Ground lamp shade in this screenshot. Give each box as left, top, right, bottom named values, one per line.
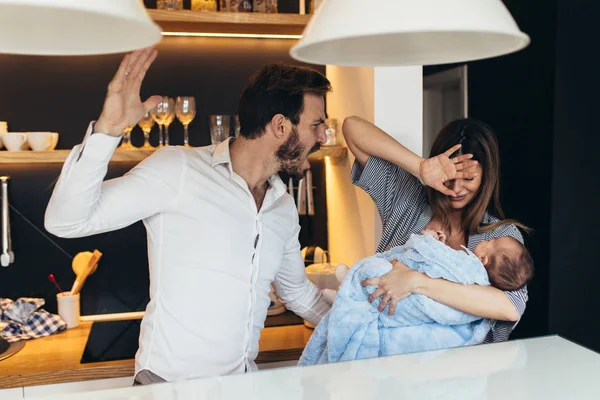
left=0, top=0, right=162, bottom=56
left=290, top=0, right=530, bottom=66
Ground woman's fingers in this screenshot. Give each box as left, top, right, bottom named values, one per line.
left=455, top=171, right=478, bottom=180
left=388, top=296, right=399, bottom=316
left=361, top=277, right=380, bottom=287
left=451, top=153, right=473, bottom=164
left=443, top=144, right=462, bottom=157
left=434, top=182, right=457, bottom=197
left=369, top=287, right=386, bottom=303
left=455, top=160, right=478, bottom=171
left=378, top=291, right=392, bottom=312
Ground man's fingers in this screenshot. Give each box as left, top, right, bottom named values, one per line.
left=134, top=48, right=157, bottom=87
left=143, top=95, right=163, bottom=114
left=128, top=47, right=155, bottom=82
left=112, top=53, right=131, bottom=82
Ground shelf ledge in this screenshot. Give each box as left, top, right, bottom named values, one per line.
left=148, top=10, right=310, bottom=37
left=0, top=146, right=347, bottom=164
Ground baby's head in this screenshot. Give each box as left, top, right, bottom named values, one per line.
left=473, top=237, right=534, bottom=291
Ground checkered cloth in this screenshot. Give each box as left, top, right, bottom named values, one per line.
left=0, top=297, right=67, bottom=343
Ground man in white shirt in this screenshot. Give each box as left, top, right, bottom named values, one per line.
left=45, top=47, right=332, bottom=384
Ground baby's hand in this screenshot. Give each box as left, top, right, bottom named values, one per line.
left=421, top=229, right=447, bottom=243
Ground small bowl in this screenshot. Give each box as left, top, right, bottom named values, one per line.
left=26, top=132, right=59, bottom=151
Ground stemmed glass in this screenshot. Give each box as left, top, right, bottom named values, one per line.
left=151, top=97, right=175, bottom=147
left=138, top=112, right=155, bottom=149
left=162, top=104, right=175, bottom=146
left=176, top=96, right=196, bottom=147
left=119, top=124, right=135, bottom=149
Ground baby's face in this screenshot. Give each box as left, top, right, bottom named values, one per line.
left=473, top=237, right=520, bottom=263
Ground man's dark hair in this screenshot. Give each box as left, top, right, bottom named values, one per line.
left=238, top=63, right=332, bottom=140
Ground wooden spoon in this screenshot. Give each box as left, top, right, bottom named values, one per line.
left=70, top=249, right=102, bottom=295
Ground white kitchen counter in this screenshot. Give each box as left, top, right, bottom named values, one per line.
left=30, top=335, right=600, bottom=400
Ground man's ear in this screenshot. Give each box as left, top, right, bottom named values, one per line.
left=268, top=114, right=290, bottom=140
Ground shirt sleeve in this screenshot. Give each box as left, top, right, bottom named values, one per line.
left=272, top=213, right=331, bottom=326
left=351, top=156, right=425, bottom=225
left=45, top=122, right=185, bottom=238
left=485, top=223, right=528, bottom=342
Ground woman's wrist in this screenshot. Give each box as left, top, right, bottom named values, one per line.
left=413, top=158, right=426, bottom=184
left=411, top=271, right=430, bottom=295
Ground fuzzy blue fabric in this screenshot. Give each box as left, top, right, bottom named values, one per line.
left=299, top=234, right=491, bottom=365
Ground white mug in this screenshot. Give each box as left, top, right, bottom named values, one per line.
left=2, top=132, right=27, bottom=151
left=27, top=132, right=59, bottom=151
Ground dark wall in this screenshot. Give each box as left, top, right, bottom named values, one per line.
left=465, top=0, right=557, bottom=340
left=0, top=36, right=324, bottom=149
left=549, top=0, right=600, bottom=349
left=0, top=36, right=328, bottom=316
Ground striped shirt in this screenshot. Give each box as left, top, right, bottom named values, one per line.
left=351, top=156, right=528, bottom=343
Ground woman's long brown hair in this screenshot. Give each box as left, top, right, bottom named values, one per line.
left=427, top=119, right=531, bottom=237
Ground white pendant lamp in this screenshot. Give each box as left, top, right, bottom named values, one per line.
left=291, top=0, right=530, bottom=66
left=0, top=0, right=162, bottom=56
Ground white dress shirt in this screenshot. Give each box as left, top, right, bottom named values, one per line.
left=45, top=123, right=330, bottom=382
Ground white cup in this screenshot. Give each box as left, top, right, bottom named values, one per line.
left=26, top=132, right=59, bottom=151
left=1, top=133, right=27, bottom=151
left=57, top=291, right=80, bottom=329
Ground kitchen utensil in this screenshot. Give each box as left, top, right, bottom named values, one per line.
left=287, top=177, right=294, bottom=199
left=306, top=169, right=314, bottom=216
left=70, top=249, right=102, bottom=295
left=297, top=177, right=306, bottom=215
left=57, top=291, right=80, bottom=329
left=301, top=245, right=327, bottom=267
left=48, top=273, right=63, bottom=292
left=0, top=176, right=14, bottom=267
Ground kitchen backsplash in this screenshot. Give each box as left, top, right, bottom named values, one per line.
left=0, top=36, right=328, bottom=316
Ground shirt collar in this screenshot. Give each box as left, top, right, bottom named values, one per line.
left=210, top=137, right=287, bottom=201
left=210, top=137, right=234, bottom=172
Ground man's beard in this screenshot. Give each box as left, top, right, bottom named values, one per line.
left=275, top=127, right=320, bottom=180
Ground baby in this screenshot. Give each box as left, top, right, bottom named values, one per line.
left=421, top=229, right=533, bottom=291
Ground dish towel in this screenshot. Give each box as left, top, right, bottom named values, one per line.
left=299, top=234, right=491, bottom=366
left=0, top=297, right=66, bottom=343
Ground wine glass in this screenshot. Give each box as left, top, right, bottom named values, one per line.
left=176, top=96, right=196, bottom=147
left=120, top=124, right=135, bottom=149
left=138, top=112, right=155, bottom=149
left=151, top=97, right=175, bottom=147
left=162, top=105, right=175, bottom=147
left=209, top=115, right=231, bottom=145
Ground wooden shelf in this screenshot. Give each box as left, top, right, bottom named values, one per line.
left=308, top=146, right=347, bottom=161
left=148, top=10, right=310, bottom=36
left=0, top=146, right=346, bottom=164
left=0, top=149, right=155, bottom=164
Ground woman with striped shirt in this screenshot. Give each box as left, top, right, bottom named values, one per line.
left=343, top=116, right=530, bottom=343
